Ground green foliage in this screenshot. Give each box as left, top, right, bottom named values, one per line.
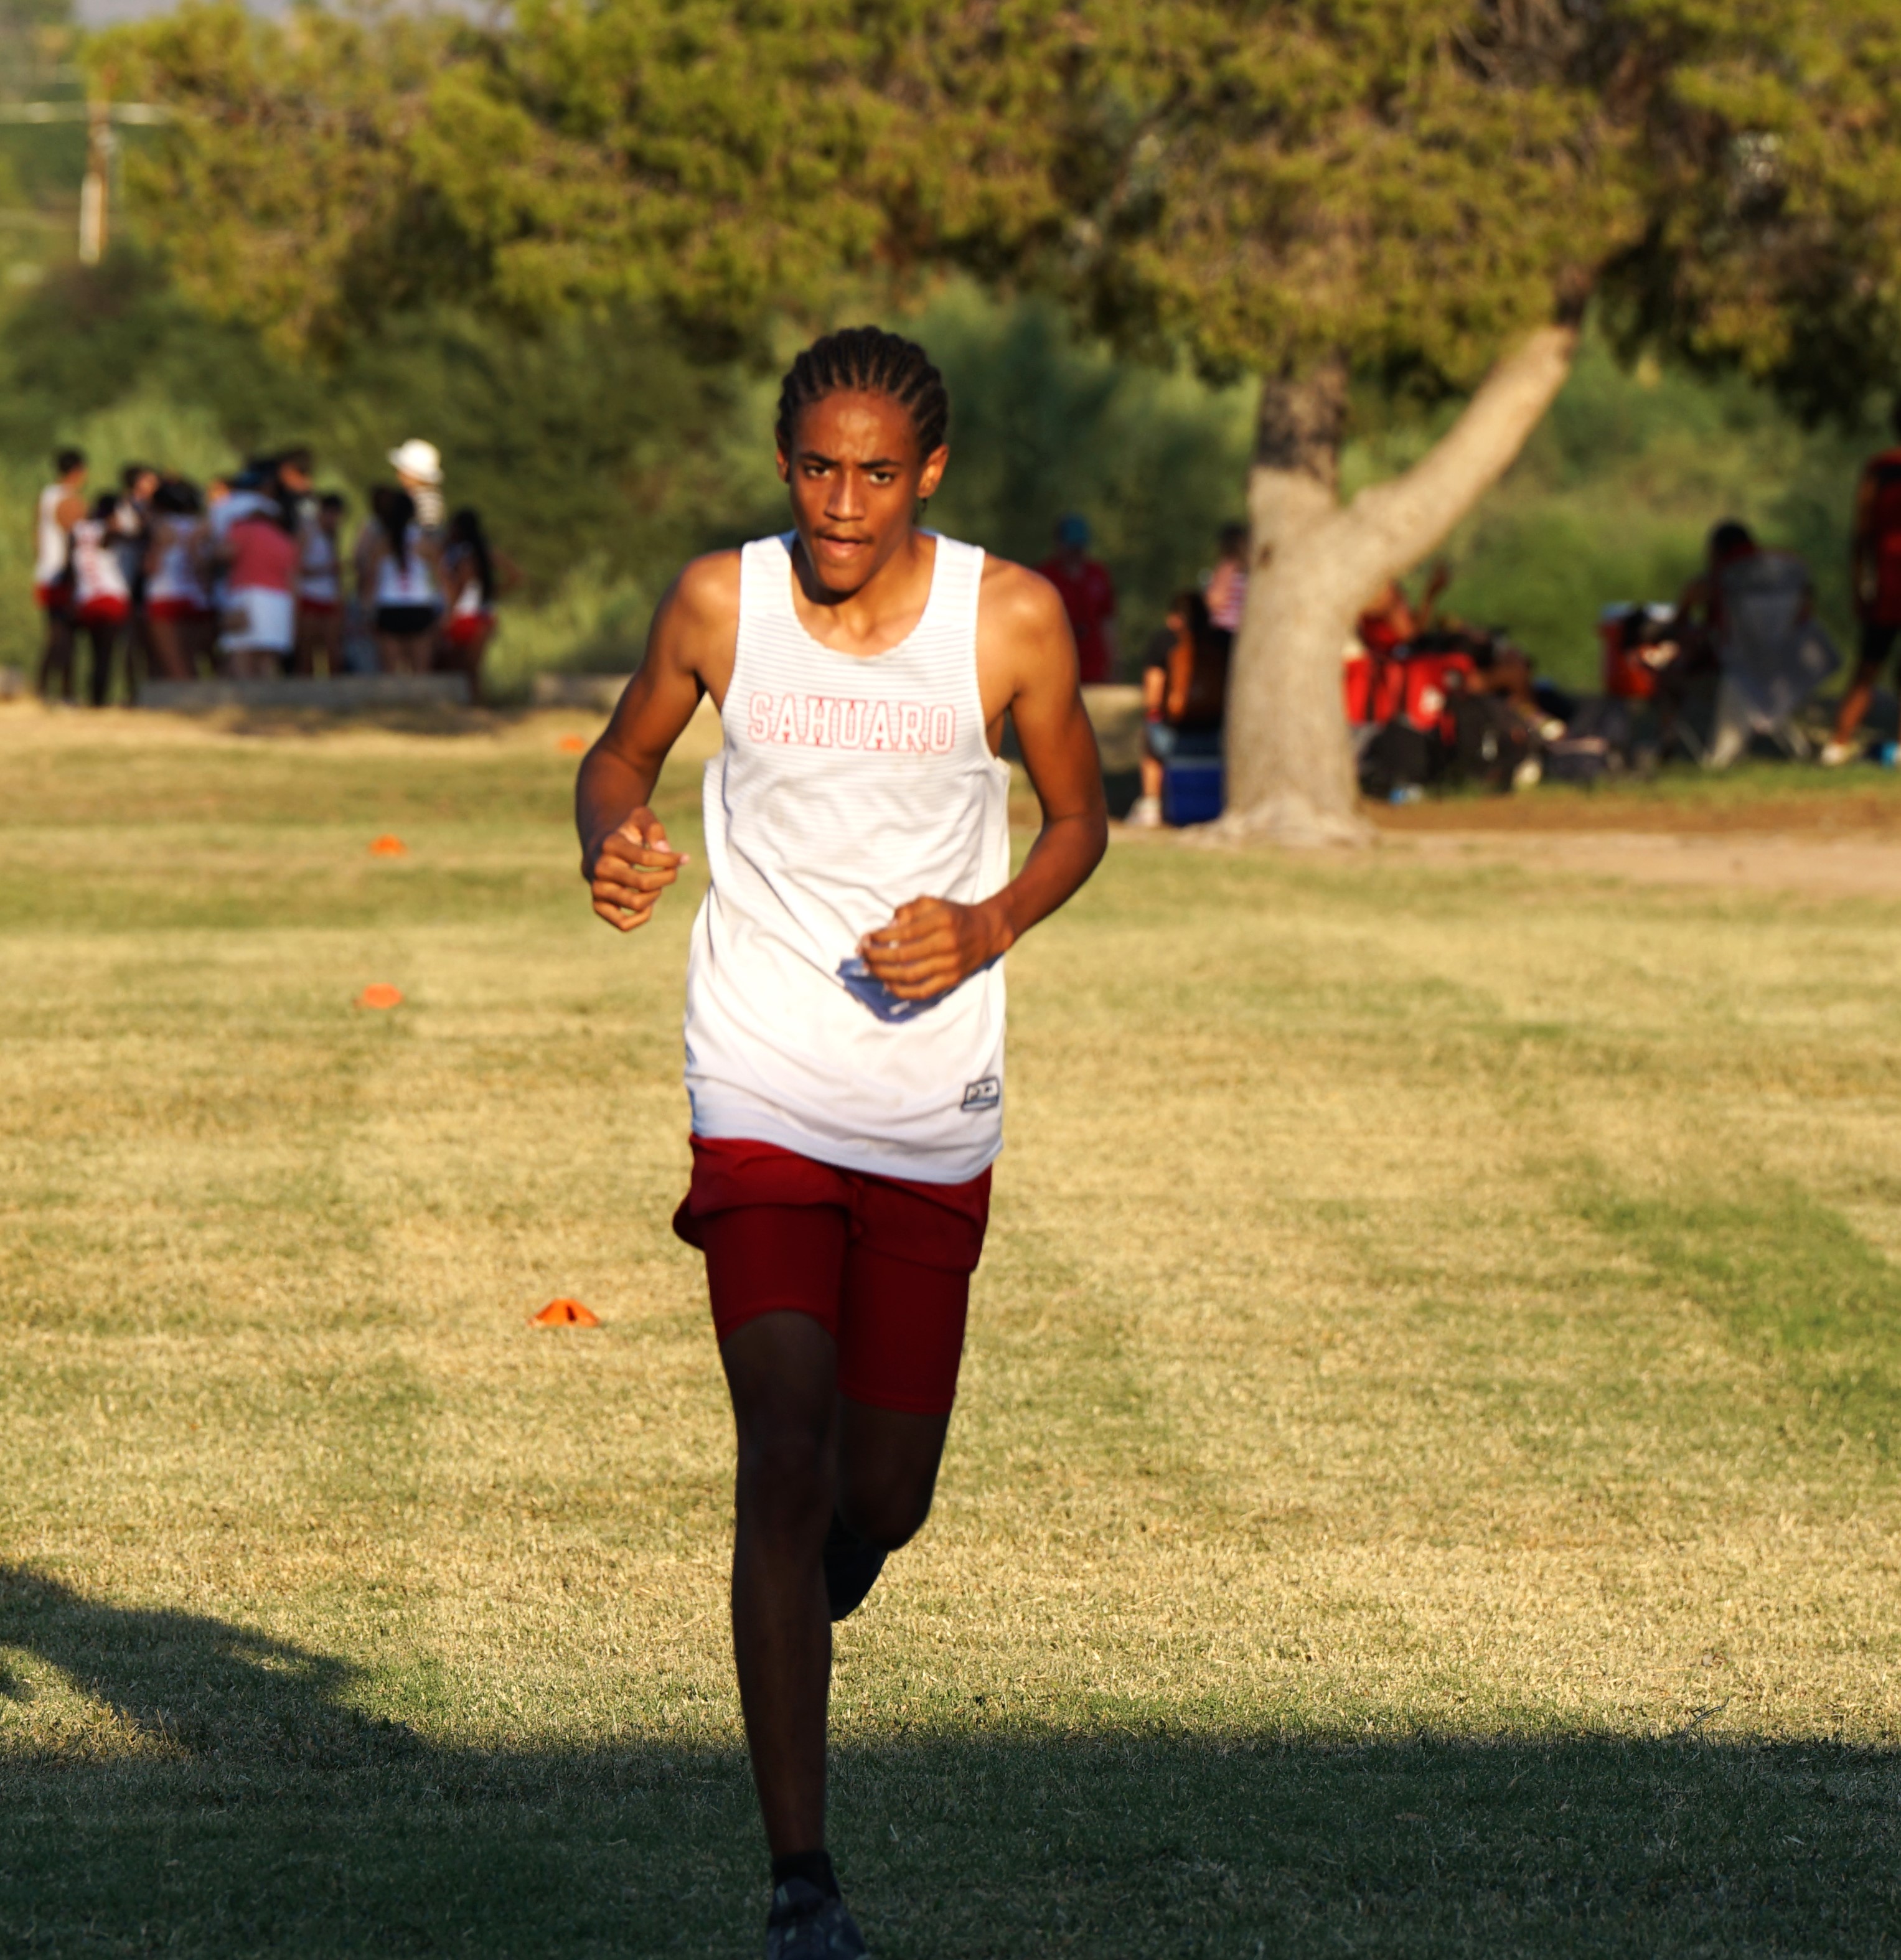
left=909, top=283, right=1253, bottom=660
left=1348, top=330, right=1882, bottom=686
left=0, top=261, right=1256, bottom=679
left=1, top=261, right=1878, bottom=693
left=0, top=253, right=786, bottom=672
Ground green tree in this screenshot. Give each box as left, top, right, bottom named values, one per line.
left=101, top=2, right=1901, bottom=837
left=995, top=0, right=1901, bottom=837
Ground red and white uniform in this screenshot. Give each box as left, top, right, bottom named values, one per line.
left=442, top=546, right=491, bottom=647
left=223, top=515, right=299, bottom=654
left=684, top=533, right=1010, bottom=1183
left=148, top=516, right=210, bottom=620
left=34, top=484, right=73, bottom=606
left=298, top=516, right=341, bottom=611
left=70, top=518, right=130, bottom=624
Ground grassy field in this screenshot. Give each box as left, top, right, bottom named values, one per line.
left=4, top=706, right=1901, bottom=1957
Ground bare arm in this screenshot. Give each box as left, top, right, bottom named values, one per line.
left=858, top=565, right=1107, bottom=1001
left=575, top=553, right=738, bottom=931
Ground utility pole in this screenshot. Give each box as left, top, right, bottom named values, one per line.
left=80, top=97, right=113, bottom=265
left=0, top=98, right=172, bottom=265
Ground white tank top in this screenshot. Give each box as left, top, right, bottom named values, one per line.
left=72, top=519, right=129, bottom=607
left=299, top=520, right=340, bottom=601
left=35, top=484, right=71, bottom=584
left=373, top=526, right=437, bottom=607
left=683, top=533, right=1012, bottom=1183
left=148, top=517, right=209, bottom=605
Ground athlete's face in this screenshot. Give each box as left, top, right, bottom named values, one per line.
left=777, top=390, right=948, bottom=596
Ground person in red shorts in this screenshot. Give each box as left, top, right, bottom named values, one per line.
left=575, top=326, right=1106, bottom=1960
left=1036, top=512, right=1118, bottom=683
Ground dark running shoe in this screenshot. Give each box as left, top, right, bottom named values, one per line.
left=822, top=1511, right=886, bottom=1621
left=764, top=1877, right=868, bottom=1959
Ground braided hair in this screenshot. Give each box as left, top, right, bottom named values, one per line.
left=774, top=326, right=950, bottom=462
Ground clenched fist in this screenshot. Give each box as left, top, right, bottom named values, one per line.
left=857, top=896, right=1013, bottom=1002
left=584, top=807, right=688, bottom=932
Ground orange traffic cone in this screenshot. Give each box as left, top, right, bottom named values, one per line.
left=369, top=835, right=407, bottom=856
left=355, top=983, right=403, bottom=1010
left=532, top=1298, right=601, bottom=1327
left=556, top=734, right=588, bottom=754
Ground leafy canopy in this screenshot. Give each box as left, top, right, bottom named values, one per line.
left=98, top=1, right=1901, bottom=414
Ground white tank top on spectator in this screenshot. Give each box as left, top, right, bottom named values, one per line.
left=447, top=548, right=487, bottom=618
left=35, top=484, right=72, bottom=585
left=299, top=519, right=340, bottom=602
left=683, top=532, right=1012, bottom=1183
left=71, top=519, right=129, bottom=609
left=374, top=527, right=437, bottom=608
left=148, top=517, right=209, bottom=607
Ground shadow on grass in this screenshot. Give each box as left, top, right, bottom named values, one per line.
left=2, top=1565, right=1897, bottom=1958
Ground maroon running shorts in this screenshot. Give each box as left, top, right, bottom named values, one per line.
left=671, top=1135, right=992, bottom=1415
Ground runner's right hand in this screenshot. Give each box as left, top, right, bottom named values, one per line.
left=585, top=808, right=688, bottom=932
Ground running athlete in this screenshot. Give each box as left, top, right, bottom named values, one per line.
left=1824, top=406, right=1901, bottom=764
left=575, top=328, right=1106, bottom=1959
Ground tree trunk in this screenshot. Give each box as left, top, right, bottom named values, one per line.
left=1218, top=322, right=1582, bottom=845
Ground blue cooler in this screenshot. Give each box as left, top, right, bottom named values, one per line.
left=1162, top=756, right=1224, bottom=826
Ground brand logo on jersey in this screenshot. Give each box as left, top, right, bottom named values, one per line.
left=748, top=690, right=956, bottom=755
left=960, top=1077, right=1000, bottom=1112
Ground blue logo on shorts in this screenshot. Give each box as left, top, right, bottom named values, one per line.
left=961, top=1077, right=1000, bottom=1112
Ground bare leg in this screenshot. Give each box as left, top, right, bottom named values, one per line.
left=719, top=1311, right=954, bottom=1859
left=148, top=616, right=192, bottom=682
left=292, top=613, right=317, bottom=677
left=720, top=1311, right=838, bottom=1858
left=836, top=1399, right=951, bottom=1551
left=37, top=612, right=74, bottom=700
left=86, top=622, right=119, bottom=706
left=1833, top=660, right=1882, bottom=748
left=440, top=624, right=491, bottom=705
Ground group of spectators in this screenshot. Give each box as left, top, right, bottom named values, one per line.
left=31, top=438, right=512, bottom=705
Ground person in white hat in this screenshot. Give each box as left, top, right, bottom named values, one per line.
left=388, top=439, right=444, bottom=535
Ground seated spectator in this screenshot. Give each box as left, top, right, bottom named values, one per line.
left=1357, top=562, right=1450, bottom=657
left=1128, top=590, right=1229, bottom=828
left=1653, top=520, right=1760, bottom=755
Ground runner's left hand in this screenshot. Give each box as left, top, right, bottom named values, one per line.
left=857, top=897, right=1012, bottom=1001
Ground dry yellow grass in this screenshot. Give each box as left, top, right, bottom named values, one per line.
left=2, top=701, right=1898, bottom=1955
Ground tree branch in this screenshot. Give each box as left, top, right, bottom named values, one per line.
left=1345, top=322, right=1580, bottom=584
